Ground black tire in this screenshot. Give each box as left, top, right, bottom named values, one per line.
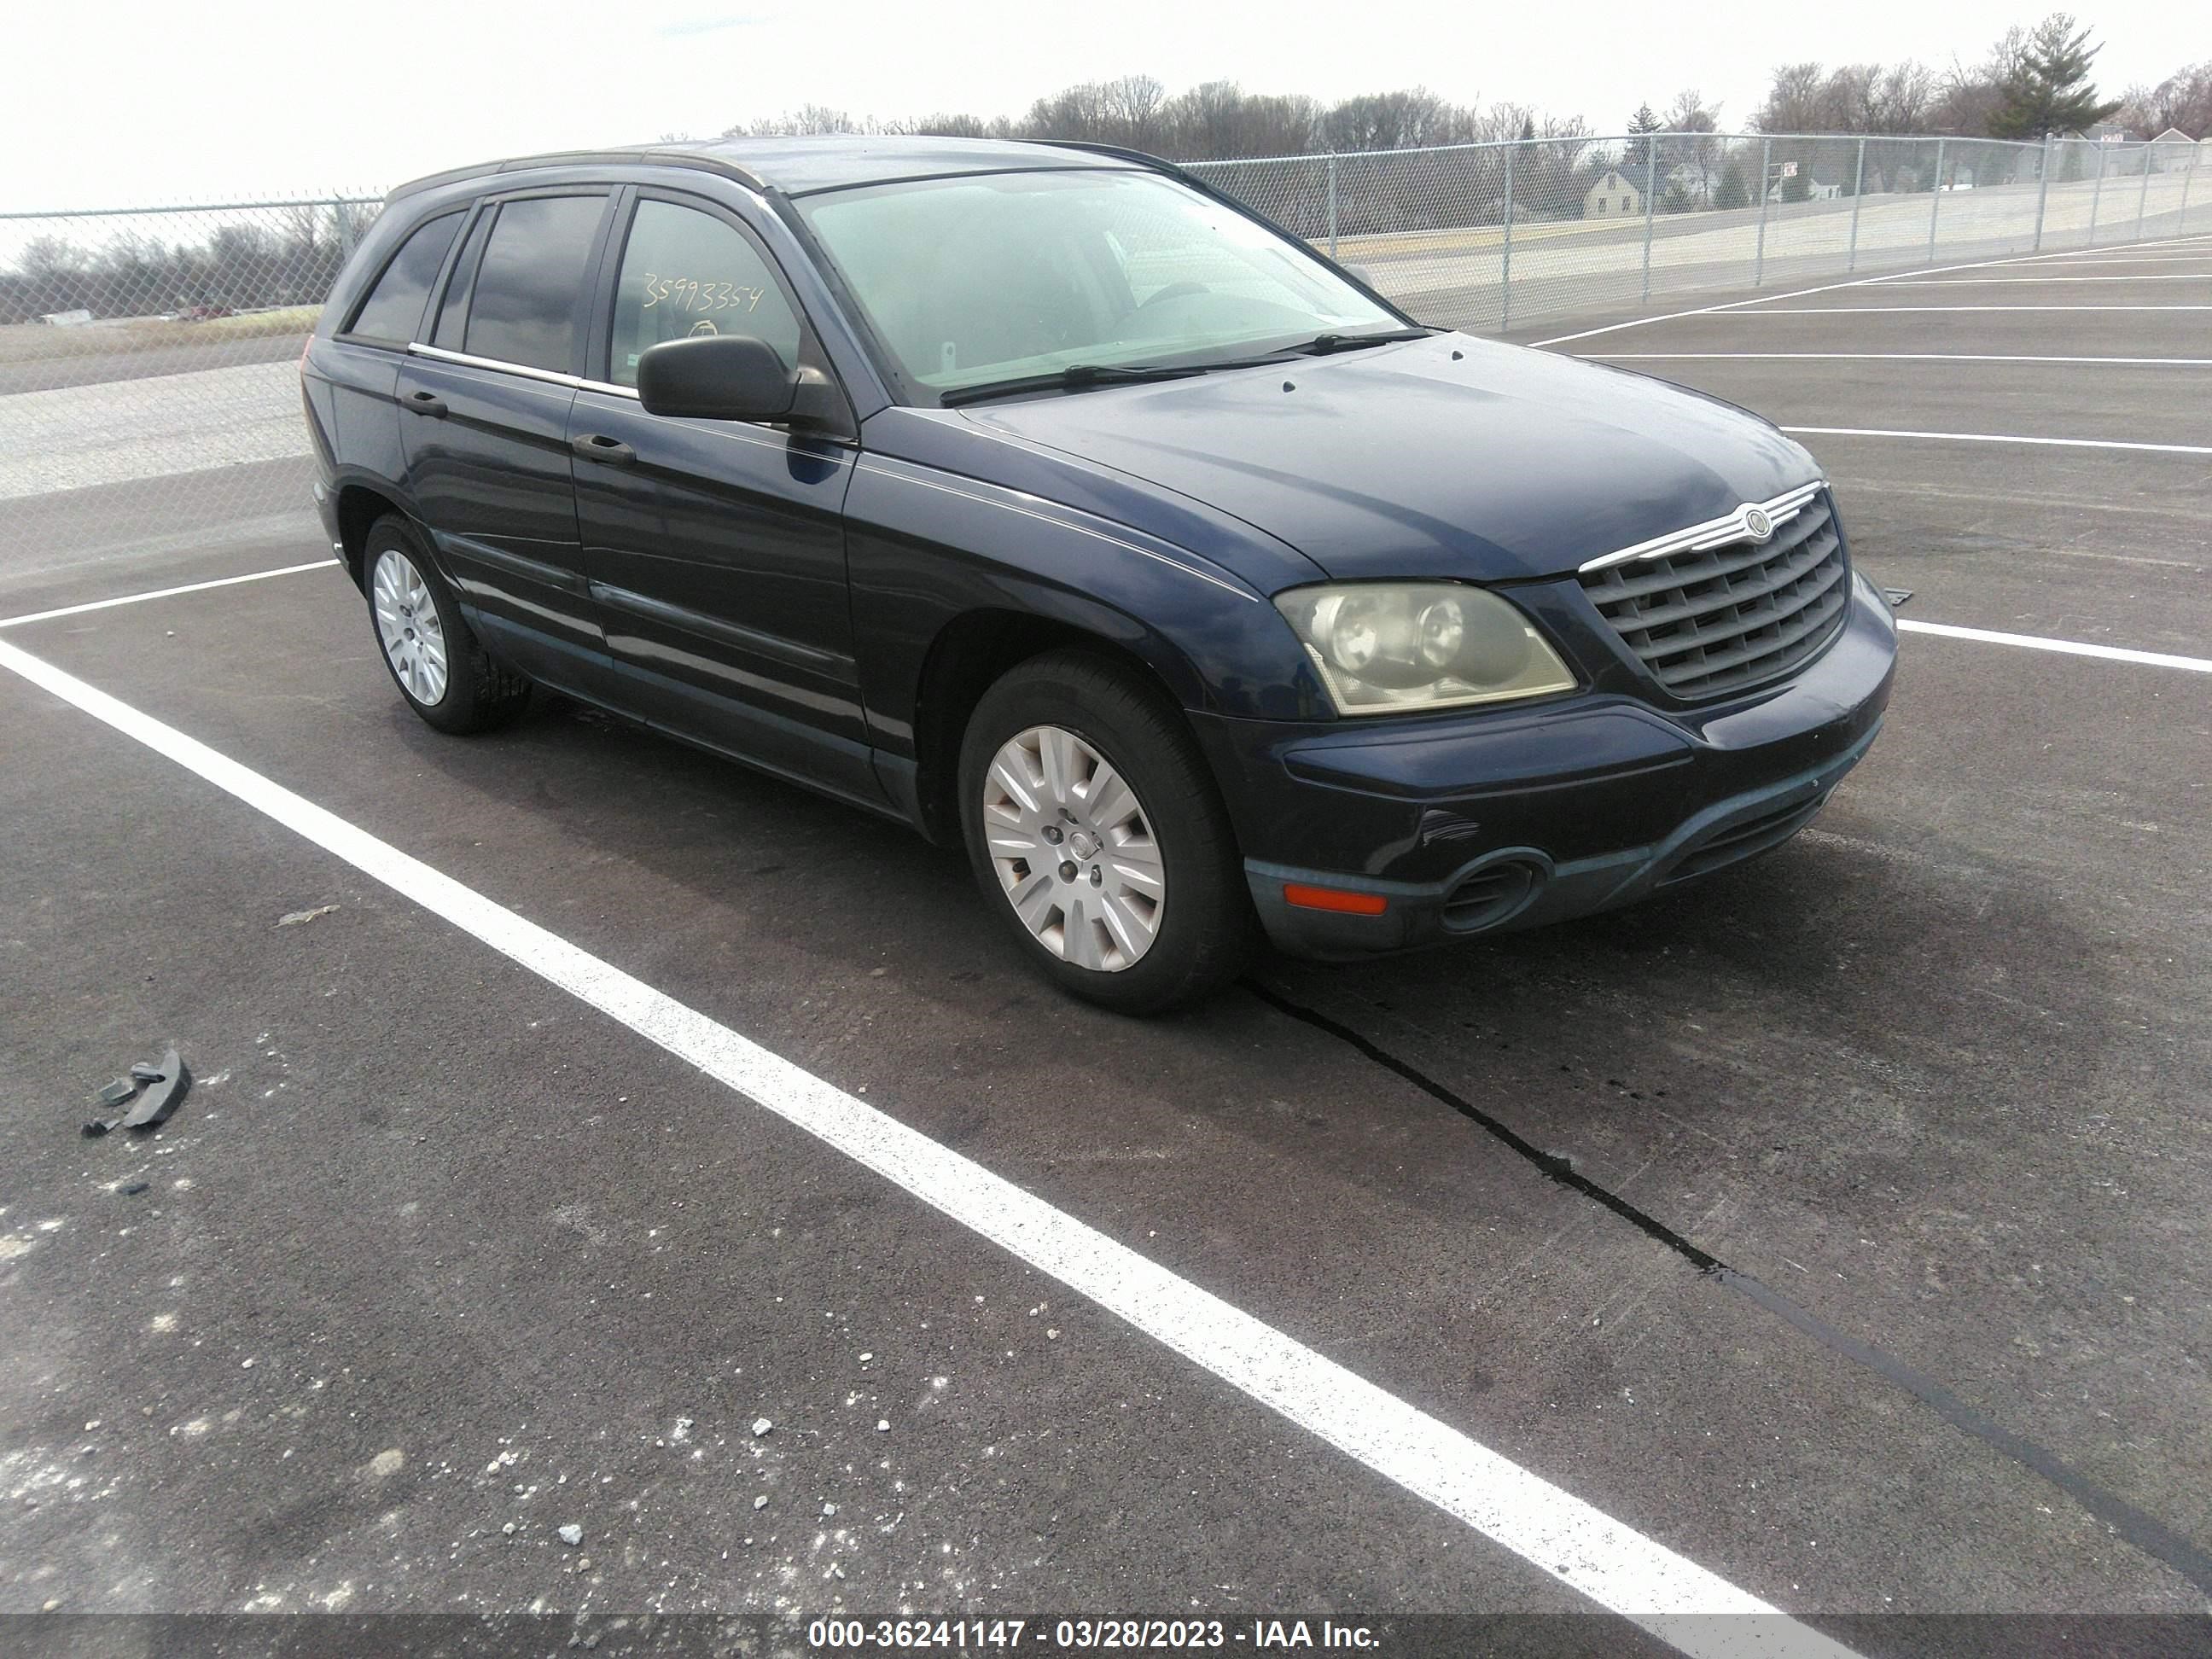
left=362, top=515, right=532, bottom=735
left=958, top=649, right=1252, bottom=1014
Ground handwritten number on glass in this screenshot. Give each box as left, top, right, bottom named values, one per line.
left=638, top=275, right=767, bottom=315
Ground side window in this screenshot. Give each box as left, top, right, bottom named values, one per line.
left=346, top=211, right=462, bottom=343
left=608, top=200, right=804, bottom=388
left=463, top=195, right=607, bottom=374
left=431, top=208, right=493, bottom=350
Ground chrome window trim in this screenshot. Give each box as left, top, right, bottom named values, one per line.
left=410, top=341, right=862, bottom=458
left=1577, top=480, right=1828, bottom=574
left=407, top=341, right=594, bottom=391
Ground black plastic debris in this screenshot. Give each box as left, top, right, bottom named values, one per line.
left=119, top=1048, right=189, bottom=1132
left=80, top=1046, right=192, bottom=1138
left=121, top=1182, right=149, bottom=1196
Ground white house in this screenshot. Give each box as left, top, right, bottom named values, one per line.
left=2147, top=127, right=2197, bottom=171
left=1583, top=168, right=1643, bottom=219
left=1663, top=162, right=1714, bottom=207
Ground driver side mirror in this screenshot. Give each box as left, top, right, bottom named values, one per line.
left=637, top=334, right=796, bottom=422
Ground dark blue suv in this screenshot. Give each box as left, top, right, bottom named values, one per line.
left=302, top=136, right=1895, bottom=1011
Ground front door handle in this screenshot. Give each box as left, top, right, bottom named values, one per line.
left=571, top=433, right=637, bottom=467
left=404, top=389, right=447, bottom=418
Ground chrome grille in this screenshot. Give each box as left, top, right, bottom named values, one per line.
left=1578, top=492, right=1848, bottom=700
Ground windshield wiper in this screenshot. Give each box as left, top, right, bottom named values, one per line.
left=1289, top=328, right=1438, bottom=356
left=939, top=363, right=1208, bottom=407
left=937, top=331, right=1438, bottom=405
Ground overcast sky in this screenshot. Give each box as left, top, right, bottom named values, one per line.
left=5, top=0, right=2188, bottom=212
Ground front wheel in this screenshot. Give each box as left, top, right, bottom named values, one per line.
left=364, top=516, right=531, bottom=735
left=958, top=651, right=1251, bottom=1014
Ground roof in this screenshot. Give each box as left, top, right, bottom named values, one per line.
left=388, top=135, right=1145, bottom=205
left=2149, top=127, right=2195, bottom=143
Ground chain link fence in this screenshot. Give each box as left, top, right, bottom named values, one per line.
left=3, top=134, right=2204, bottom=568
left=0, top=195, right=379, bottom=573
left=1186, top=131, right=2206, bottom=331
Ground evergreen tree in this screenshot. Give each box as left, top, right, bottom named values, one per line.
left=1986, top=14, right=2123, bottom=138
left=1625, top=102, right=1662, bottom=169
left=1714, top=161, right=1750, bottom=210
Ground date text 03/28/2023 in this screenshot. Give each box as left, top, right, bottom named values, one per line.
left=804, top=1616, right=1381, bottom=1650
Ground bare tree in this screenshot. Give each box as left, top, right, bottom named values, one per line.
left=2116, top=60, right=2212, bottom=136
left=1755, top=62, right=1831, bottom=132
left=1659, top=90, right=1722, bottom=205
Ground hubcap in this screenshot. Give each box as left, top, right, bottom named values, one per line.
left=981, top=725, right=1165, bottom=972
left=371, top=548, right=449, bottom=707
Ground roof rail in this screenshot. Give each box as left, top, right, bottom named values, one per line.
left=386, top=147, right=770, bottom=205
left=1034, top=140, right=1181, bottom=176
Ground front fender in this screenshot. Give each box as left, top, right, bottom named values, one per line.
left=845, top=453, right=1333, bottom=749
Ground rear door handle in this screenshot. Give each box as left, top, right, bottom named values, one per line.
left=571, top=433, right=637, bottom=467
left=404, top=389, right=447, bottom=418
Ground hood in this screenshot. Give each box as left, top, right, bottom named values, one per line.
left=960, top=335, right=1822, bottom=584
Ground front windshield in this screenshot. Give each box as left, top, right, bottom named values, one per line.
left=795, top=168, right=1400, bottom=398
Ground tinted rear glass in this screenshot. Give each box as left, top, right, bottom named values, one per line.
left=463, top=195, right=606, bottom=374
left=347, top=211, right=462, bottom=343
left=431, top=210, right=493, bottom=350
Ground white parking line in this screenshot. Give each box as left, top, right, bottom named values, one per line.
left=1726, top=306, right=2212, bottom=314
left=1530, top=235, right=2212, bottom=348
left=1580, top=353, right=2212, bottom=366
left=1782, top=425, right=2212, bottom=456
left=0, top=632, right=1860, bottom=1658
left=1978, top=234, right=2212, bottom=264
left=1899, top=620, right=2212, bottom=674
left=1873, top=275, right=2212, bottom=284
left=0, top=561, right=335, bottom=631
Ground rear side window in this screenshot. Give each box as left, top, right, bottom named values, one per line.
left=431, top=209, right=493, bottom=350
left=463, top=195, right=607, bottom=374
left=346, top=211, right=462, bottom=343
left=607, top=200, right=803, bottom=386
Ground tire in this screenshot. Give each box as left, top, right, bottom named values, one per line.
left=363, top=515, right=532, bottom=735
left=958, top=649, right=1252, bottom=1014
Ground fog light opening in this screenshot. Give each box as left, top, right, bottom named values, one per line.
left=1441, top=858, right=1544, bottom=933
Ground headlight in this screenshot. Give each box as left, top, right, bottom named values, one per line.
left=1274, top=583, right=1575, bottom=715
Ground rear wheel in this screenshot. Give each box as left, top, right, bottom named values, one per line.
left=958, top=651, right=1250, bottom=1013
left=364, top=516, right=531, bottom=734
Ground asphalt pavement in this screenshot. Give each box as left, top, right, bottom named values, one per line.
left=2, top=234, right=2209, bottom=1656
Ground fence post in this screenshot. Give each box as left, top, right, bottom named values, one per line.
left=1499, top=144, right=1515, bottom=332
left=1926, top=137, right=1944, bottom=263
left=333, top=197, right=355, bottom=259
left=1847, top=136, right=1866, bottom=271
left=2087, top=143, right=2105, bottom=245
left=1753, top=137, right=1771, bottom=286
left=2183, top=151, right=2197, bottom=237
left=2032, top=134, right=2052, bottom=251
left=1641, top=145, right=1656, bottom=300
left=2134, top=148, right=2152, bottom=240
left=1326, top=155, right=1339, bottom=260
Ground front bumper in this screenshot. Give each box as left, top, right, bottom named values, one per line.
left=1190, top=571, right=1897, bottom=958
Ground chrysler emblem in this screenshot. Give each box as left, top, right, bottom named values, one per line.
left=1742, top=505, right=1775, bottom=543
